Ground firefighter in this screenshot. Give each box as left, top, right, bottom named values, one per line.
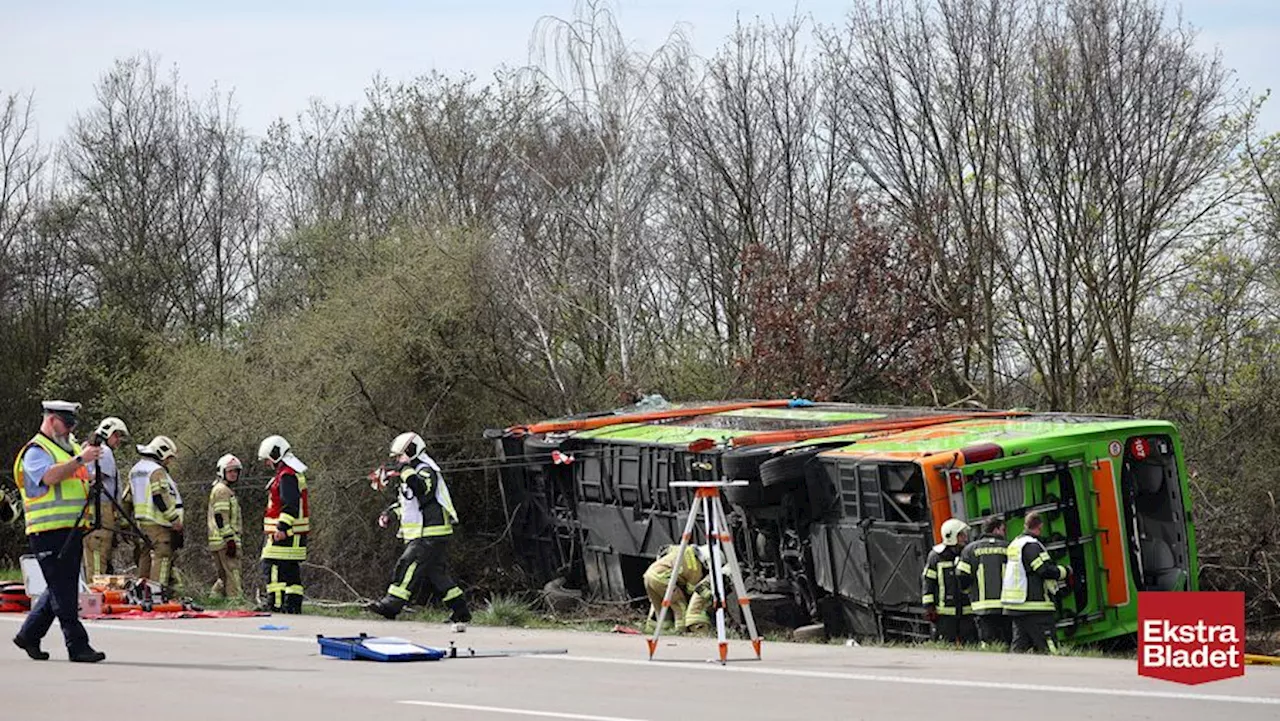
left=642, top=543, right=728, bottom=634
left=957, top=516, right=1011, bottom=647
left=207, top=454, right=243, bottom=599
left=10, top=400, right=106, bottom=663
left=258, top=435, right=309, bottom=614
left=127, top=436, right=182, bottom=590
left=1001, top=510, right=1071, bottom=654
left=82, top=416, right=128, bottom=581
left=366, top=432, right=472, bottom=631
left=921, top=518, right=977, bottom=644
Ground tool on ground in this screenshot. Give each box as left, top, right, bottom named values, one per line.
left=443, top=641, right=568, bottom=658
left=648, top=479, right=762, bottom=665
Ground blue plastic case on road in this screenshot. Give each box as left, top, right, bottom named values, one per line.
left=317, top=634, right=447, bottom=661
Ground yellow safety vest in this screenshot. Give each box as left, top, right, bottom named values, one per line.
left=11, top=434, right=90, bottom=535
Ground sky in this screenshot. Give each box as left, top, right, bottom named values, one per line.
left=2, top=0, right=1278, bottom=145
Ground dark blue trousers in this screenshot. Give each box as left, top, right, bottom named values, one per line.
left=16, top=528, right=90, bottom=651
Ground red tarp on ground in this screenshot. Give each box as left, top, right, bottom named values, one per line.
left=81, top=609, right=270, bottom=620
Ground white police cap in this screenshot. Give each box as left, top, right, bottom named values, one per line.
left=41, top=400, right=81, bottom=415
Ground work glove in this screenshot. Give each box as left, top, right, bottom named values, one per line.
left=378, top=512, right=390, bottom=529
left=924, top=606, right=938, bottom=623
left=226, top=539, right=237, bottom=559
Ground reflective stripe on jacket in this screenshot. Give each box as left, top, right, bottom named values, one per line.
left=12, top=434, right=89, bottom=535
left=1001, top=534, right=1066, bottom=612
left=922, top=543, right=972, bottom=615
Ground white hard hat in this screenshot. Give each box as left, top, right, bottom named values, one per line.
left=390, top=431, right=425, bottom=459
left=216, top=453, right=242, bottom=480
left=695, top=545, right=733, bottom=577
left=94, top=416, right=129, bottom=439
left=941, top=518, right=970, bottom=546
left=258, top=435, right=290, bottom=463
left=137, top=435, right=177, bottom=462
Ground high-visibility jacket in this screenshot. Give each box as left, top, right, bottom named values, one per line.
left=957, top=533, right=1008, bottom=614
left=262, top=463, right=309, bottom=561
left=128, top=458, right=181, bottom=527
left=922, top=543, right=972, bottom=616
left=1001, top=533, right=1067, bottom=613
left=644, top=545, right=710, bottom=599
left=395, top=457, right=457, bottom=540
left=12, top=433, right=90, bottom=535
left=207, top=480, right=242, bottom=550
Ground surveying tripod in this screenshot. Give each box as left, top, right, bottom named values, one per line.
left=57, top=433, right=152, bottom=566
left=647, top=480, right=762, bottom=665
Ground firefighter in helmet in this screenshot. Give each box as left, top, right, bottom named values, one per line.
left=127, top=435, right=182, bottom=590
left=922, top=518, right=977, bottom=644
left=366, top=432, right=472, bottom=631
left=643, top=543, right=730, bottom=634
left=258, top=435, right=309, bottom=614
left=207, top=453, right=244, bottom=598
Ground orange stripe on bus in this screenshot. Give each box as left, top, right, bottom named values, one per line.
left=1092, top=459, right=1130, bottom=607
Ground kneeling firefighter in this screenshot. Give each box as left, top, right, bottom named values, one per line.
left=258, top=435, right=309, bottom=614
left=366, top=432, right=472, bottom=631
left=643, top=543, right=730, bottom=633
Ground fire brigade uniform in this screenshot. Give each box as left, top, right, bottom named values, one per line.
left=1001, top=532, right=1068, bottom=653
left=128, top=440, right=182, bottom=588
left=207, top=477, right=243, bottom=598
left=10, top=408, right=104, bottom=662
left=921, top=541, right=977, bottom=644
left=261, top=456, right=309, bottom=614
left=957, top=531, right=1011, bottom=645
left=82, top=441, right=120, bottom=580
left=643, top=544, right=714, bottom=633
left=368, top=455, right=472, bottom=624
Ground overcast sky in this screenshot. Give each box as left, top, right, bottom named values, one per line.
left=3, top=0, right=1277, bottom=145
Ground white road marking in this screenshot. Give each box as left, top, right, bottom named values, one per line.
left=530, top=654, right=1280, bottom=706
left=3, top=616, right=1275, bottom=706
left=398, top=701, right=646, bottom=721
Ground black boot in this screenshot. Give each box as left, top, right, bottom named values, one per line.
left=366, top=595, right=405, bottom=620
left=68, top=645, right=106, bottom=663
left=12, top=635, right=49, bottom=661
left=447, top=595, right=472, bottom=624
left=284, top=594, right=304, bottom=614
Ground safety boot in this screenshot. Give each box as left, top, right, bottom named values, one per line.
left=68, top=645, right=106, bottom=663
left=12, top=635, right=49, bottom=661
left=366, top=595, right=405, bottom=620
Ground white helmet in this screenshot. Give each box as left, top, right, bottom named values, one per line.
left=94, top=416, right=129, bottom=440
left=941, top=518, right=970, bottom=546
left=216, top=453, right=242, bottom=480
left=258, top=435, right=290, bottom=464
left=695, top=545, right=733, bottom=577
left=390, top=431, right=425, bottom=459
left=136, top=435, right=177, bottom=461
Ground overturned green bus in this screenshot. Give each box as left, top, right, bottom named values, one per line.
left=489, top=399, right=1198, bottom=645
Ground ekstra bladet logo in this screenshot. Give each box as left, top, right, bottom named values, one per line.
left=1138, top=591, right=1245, bottom=685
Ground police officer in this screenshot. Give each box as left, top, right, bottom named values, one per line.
left=258, top=435, right=309, bottom=614
left=1001, top=510, right=1071, bottom=653
left=957, top=516, right=1011, bottom=647
left=10, top=400, right=106, bottom=663
left=366, top=432, right=472, bottom=631
left=82, top=416, right=129, bottom=581
left=207, top=454, right=244, bottom=599
left=921, top=518, right=977, bottom=644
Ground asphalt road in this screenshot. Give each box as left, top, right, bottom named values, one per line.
left=2, top=612, right=1278, bottom=720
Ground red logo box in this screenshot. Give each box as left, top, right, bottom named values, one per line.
left=1138, top=591, right=1245, bottom=685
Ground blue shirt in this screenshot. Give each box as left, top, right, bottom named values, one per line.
left=21, top=445, right=55, bottom=499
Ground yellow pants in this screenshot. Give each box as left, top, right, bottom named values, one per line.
left=644, top=572, right=710, bottom=631
left=139, top=525, right=174, bottom=586
left=83, top=503, right=117, bottom=581
left=210, top=547, right=242, bottom=598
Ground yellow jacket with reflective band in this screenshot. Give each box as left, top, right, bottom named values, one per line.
left=1001, top=534, right=1066, bottom=612
left=207, top=480, right=241, bottom=550
left=645, top=545, right=710, bottom=598
left=129, top=458, right=180, bottom=527
left=12, top=434, right=90, bottom=535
